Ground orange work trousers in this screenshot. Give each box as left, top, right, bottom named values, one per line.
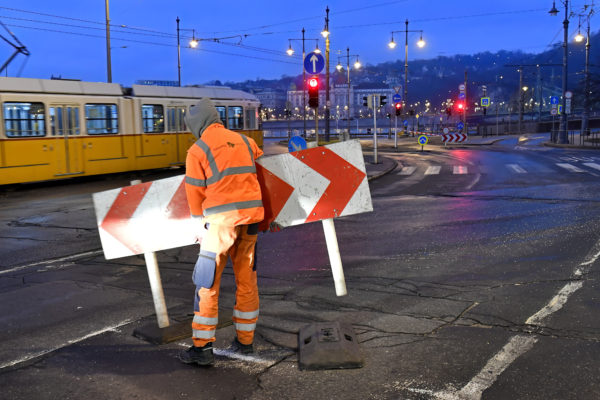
left=191, top=222, right=259, bottom=347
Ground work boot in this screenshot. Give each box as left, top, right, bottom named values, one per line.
left=178, top=343, right=214, bottom=366
left=231, top=337, right=254, bottom=354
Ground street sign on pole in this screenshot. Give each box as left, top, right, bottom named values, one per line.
left=458, top=92, right=465, bottom=100
left=550, top=96, right=559, bottom=105
left=459, top=84, right=466, bottom=91
left=457, top=121, right=464, bottom=131
left=304, top=52, right=325, bottom=75
left=392, top=94, right=402, bottom=103
left=481, top=97, right=490, bottom=107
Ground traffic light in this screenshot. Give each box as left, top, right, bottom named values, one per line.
left=395, top=102, right=402, bottom=116
left=380, top=95, right=387, bottom=107
left=455, top=101, right=465, bottom=113
left=362, top=96, right=368, bottom=107
left=446, top=107, right=452, bottom=117
left=308, top=77, right=319, bottom=108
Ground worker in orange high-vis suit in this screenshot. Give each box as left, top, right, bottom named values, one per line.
left=178, top=98, right=264, bottom=367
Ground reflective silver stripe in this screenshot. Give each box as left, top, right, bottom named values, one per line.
left=185, top=175, right=207, bottom=187
left=204, top=200, right=263, bottom=216
left=239, top=133, right=255, bottom=164
left=191, top=214, right=203, bottom=219
left=205, top=165, right=256, bottom=186
left=192, top=329, right=216, bottom=339
left=234, top=322, right=256, bottom=331
left=233, top=309, right=259, bottom=320
left=194, top=139, right=219, bottom=178
left=193, top=315, right=218, bottom=325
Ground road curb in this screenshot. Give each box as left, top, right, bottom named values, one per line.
left=543, top=141, right=600, bottom=150
left=367, top=156, right=398, bottom=182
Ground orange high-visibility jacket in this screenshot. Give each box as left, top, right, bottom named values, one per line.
left=185, top=123, right=264, bottom=226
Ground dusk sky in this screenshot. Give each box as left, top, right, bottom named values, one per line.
left=0, top=1, right=593, bottom=86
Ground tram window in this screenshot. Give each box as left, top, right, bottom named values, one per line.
left=245, top=108, right=256, bottom=130
left=215, top=106, right=227, bottom=128
left=3, top=102, right=46, bottom=137
left=228, top=106, right=243, bottom=130
left=142, top=104, right=164, bottom=133
left=85, top=104, right=118, bottom=135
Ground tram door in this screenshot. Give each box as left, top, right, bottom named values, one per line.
left=50, top=105, right=83, bottom=176
left=167, top=106, right=189, bottom=164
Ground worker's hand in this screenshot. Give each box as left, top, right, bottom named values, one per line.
left=195, top=222, right=209, bottom=243
left=269, top=222, right=283, bottom=232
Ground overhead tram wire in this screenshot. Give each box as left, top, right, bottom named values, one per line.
left=3, top=23, right=298, bottom=65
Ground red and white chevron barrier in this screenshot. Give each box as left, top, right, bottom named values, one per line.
left=441, top=133, right=468, bottom=143
left=93, top=140, right=373, bottom=260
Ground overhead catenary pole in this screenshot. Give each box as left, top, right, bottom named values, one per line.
left=404, top=19, right=409, bottom=134
left=302, top=28, right=307, bottom=137
left=581, top=8, right=592, bottom=136
left=105, top=0, right=112, bottom=83
left=177, top=17, right=181, bottom=87
left=559, top=0, right=570, bottom=144
left=519, top=67, right=524, bottom=133
left=346, top=47, right=351, bottom=141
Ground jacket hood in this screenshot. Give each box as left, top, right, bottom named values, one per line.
left=185, top=98, right=222, bottom=139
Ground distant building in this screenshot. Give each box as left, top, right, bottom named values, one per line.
left=252, top=88, right=287, bottom=113
left=135, top=80, right=179, bottom=87
left=286, top=82, right=395, bottom=118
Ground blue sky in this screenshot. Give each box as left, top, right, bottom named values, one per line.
left=0, top=1, right=592, bottom=85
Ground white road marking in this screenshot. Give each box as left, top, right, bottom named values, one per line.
left=0, top=250, right=104, bottom=276
left=425, top=166, right=441, bottom=175
left=507, top=164, right=527, bottom=173
left=583, top=162, right=600, bottom=171
left=400, top=166, right=417, bottom=175
left=0, top=319, right=131, bottom=370
left=429, top=236, right=600, bottom=400
left=556, top=163, right=584, bottom=173
left=453, top=166, right=468, bottom=175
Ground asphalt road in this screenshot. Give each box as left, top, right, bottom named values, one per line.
left=0, top=135, right=599, bottom=399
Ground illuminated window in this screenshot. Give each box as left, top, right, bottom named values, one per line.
left=85, top=104, right=118, bottom=135
left=216, top=106, right=227, bottom=128
left=142, top=104, right=164, bottom=133
left=228, top=106, right=243, bottom=130
left=3, top=102, right=46, bottom=137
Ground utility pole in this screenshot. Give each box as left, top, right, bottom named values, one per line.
left=519, top=67, right=524, bottom=133
left=105, top=0, right=112, bottom=83
left=464, top=70, right=468, bottom=133
left=581, top=3, right=594, bottom=136
left=176, top=17, right=181, bottom=87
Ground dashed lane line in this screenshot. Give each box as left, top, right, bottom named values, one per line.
left=429, top=236, right=600, bottom=400
left=0, top=250, right=104, bottom=276
left=424, top=166, right=441, bottom=175
left=507, top=164, right=527, bottom=173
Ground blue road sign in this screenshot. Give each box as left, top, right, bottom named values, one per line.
left=418, top=135, right=428, bottom=145
left=457, top=121, right=464, bottom=130
left=288, top=135, right=307, bottom=153
left=392, top=94, right=402, bottom=103
left=481, top=97, right=490, bottom=107
left=458, top=92, right=466, bottom=100
left=304, top=52, right=325, bottom=75
left=403, top=120, right=409, bottom=127
left=550, top=96, right=559, bottom=105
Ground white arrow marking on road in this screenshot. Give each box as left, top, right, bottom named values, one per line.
left=424, top=166, right=441, bottom=175
left=507, top=164, right=527, bottom=173
left=310, top=54, right=319, bottom=72
left=556, top=163, right=584, bottom=173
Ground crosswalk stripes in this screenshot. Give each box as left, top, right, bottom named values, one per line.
left=583, top=162, right=600, bottom=171
left=424, top=166, right=441, bottom=175
left=453, top=166, right=468, bottom=174
left=556, top=163, right=585, bottom=173
left=507, top=164, right=527, bottom=173
left=399, top=166, right=417, bottom=175
left=395, top=162, right=600, bottom=177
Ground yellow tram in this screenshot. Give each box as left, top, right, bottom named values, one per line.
left=0, top=77, right=263, bottom=185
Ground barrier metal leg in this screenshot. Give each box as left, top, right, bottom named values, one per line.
left=321, top=218, right=347, bottom=297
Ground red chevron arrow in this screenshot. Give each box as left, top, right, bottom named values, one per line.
left=100, top=181, right=152, bottom=253
left=292, top=147, right=366, bottom=223
left=256, top=163, right=295, bottom=231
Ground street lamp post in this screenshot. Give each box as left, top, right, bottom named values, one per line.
left=577, top=4, right=595, bottom=136
left=336, top=48, right=361, bottom=141
left=176, top=17, right=199, bottom=87
left=549, top=0, right=570, bottom=144
left=389, top=20, right=425, bottom=132
left=323, top=7, right=331, bottom=142
left=287, top=30, right=320, bottom=137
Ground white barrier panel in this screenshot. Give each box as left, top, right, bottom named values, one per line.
left=441, top=133, right=468, bottom=143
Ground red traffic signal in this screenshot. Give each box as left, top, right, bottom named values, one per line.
left=455, top=101, right=465, bottom=113
left=308, top=77, right=319, bottom=108
left=394, top=102, right=402, bottom=116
